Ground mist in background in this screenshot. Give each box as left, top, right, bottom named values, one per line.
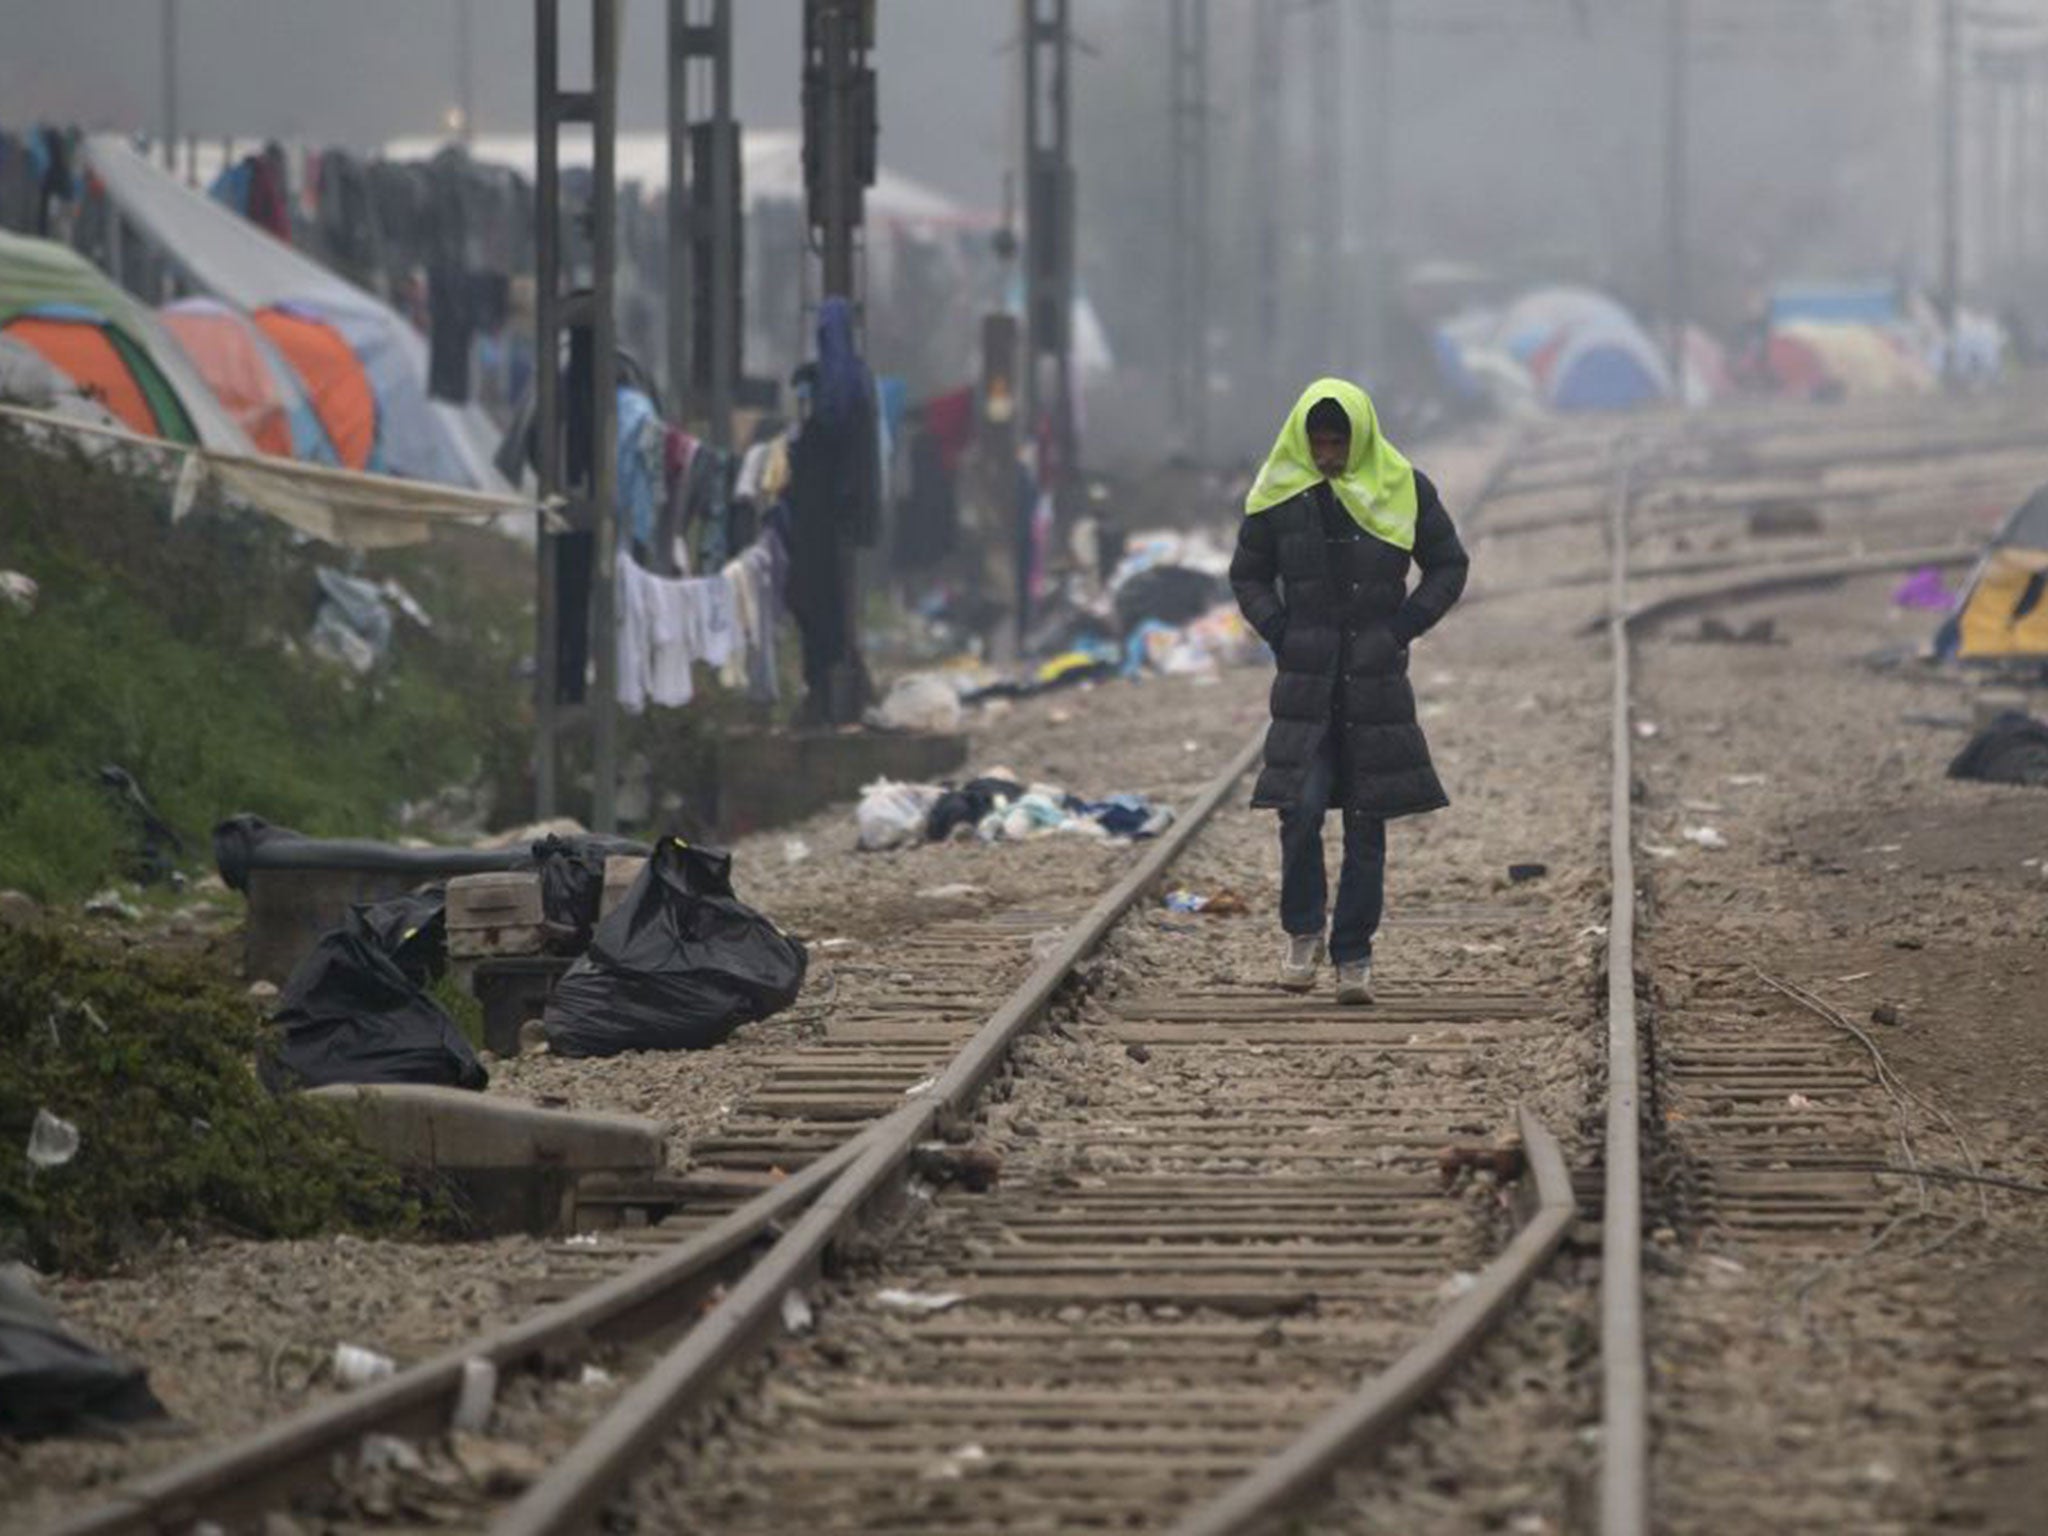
left=6, top=1, right=2028, bottom=461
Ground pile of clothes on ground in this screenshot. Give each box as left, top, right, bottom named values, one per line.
left=856, top=771, right=1173, bottom=851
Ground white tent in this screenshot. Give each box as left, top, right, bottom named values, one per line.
left=381, top=129, right=987, bottom=230
left=85, top=136, right=511, bottom=492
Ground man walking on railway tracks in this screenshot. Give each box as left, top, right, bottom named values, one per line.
left=1230, top=378, right=1469, bottom=1004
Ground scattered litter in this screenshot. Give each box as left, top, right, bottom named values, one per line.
left=1786, top=1093, right=1815, bottom=1110
left=1703, top=1254, right=1746, bottom=1275
left=1860, top=843, right=1902, bottom=855
left=332, top=1343, right=398, bottom=1388
left=917, top=883, right=989, bottom=902
left=1459, top=941, right=1507, bottom=956
left=902, top=1076, right=938, bottom=1097
left=1947, top=712, right=2048, bottom=788
left=782, top=838, right=812, bottom=867
left=358, top=1433, right=424, bottom=1473
left=1635, top=721, right=1660, bottom=739
left=1725, top=773, right=1768, bottom=787
left=1834, top=971, right=1873, bottom=984
left=1870, top=1003, right=1903, bottom=1028
left=817, top=937, right=857, bottom=952
left=1682, top=825, right=1727, bottom=850
left=1679, top=800, right=1723, bottom=815
left=780, top=1289, right=814, bottom=1335
left=563, top=1233, right=603, bottom=1248
left=1578, top=924, right=1609, bottom=939
left=0, top=570, right=37, bottom=615
left=1435, top=1271, right=1479, bottom=1300
left=450, top=1357, right=497, bottom=1434
left=1506, top=862, right=1548, bottom=883
left=0, top=1266, right=165, bottom=1438
left=1162, top=888, right=1250, bottom=916
left=81, top=888, right=142, bottom=922
left=308, top=567, right=393, bottom=675
left=873, top=1287, right=965, bottom=1315
left=578, top=1364, right=615, bottom=1388
left=1694, top=615, right=1779, bottom=645
left=1891, top=566, right=1955, bottom=611
left=1183, top=739, right=1201, bottom=753
left=1640, top=841, right=1680, bottom=859
left=856, top=779, right=945, bottom=852
left=866, top=672, right=964, bottom=734
left=922, top=1441, right=990, bottom=1481
left=25, top=1108, right=80, bottom=1169
left=1030, top=930, right=1066, bottom=963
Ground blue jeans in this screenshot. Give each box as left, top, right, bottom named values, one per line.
left=1278, top=732, right=1386, bottom=965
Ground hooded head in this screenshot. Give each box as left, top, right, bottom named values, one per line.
left=1245, top=377, right=1419, bottom=550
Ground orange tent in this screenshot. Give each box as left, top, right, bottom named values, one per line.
left=254, top=305, right=376, bottom=469
left=160, top=298, right=296, bottom=457
left=1, top=312, right=188, bottom=439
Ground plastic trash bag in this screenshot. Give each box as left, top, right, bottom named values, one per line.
left=856, top=779, right=943, bottom=851
left=542, top=839, right=807, bottom=1057
left=0, top=1267, right=166, bottom=1440
left=264, top=891, right=485, bottom=1092
left=518, top=833, right=648, bottom=951
left=865, top=673, right=964, bottom=734
left=1948, top=711, right=2048, bottom=787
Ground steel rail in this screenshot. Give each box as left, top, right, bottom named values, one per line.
left=43, top=1141, right=864, bottom=1536
left=1166, top=1106, right=1577, bottom=1536
left=495, top=730, right=1269, bottom=1536
left=1602, top=459, right=1651, bottom=1536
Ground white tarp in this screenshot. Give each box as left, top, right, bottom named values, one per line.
left=84, top=136, right=513, bottom=493
left=0, top=401, right=547, bottom=550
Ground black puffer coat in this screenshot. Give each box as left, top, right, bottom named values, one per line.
left=1230, top=471, right=1469, bottom=816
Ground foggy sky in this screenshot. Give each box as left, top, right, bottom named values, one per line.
left=0, top=1, right=1014, bottom=207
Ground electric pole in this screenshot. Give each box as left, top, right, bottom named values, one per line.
left=1360, top=0, right=1392, bottom=383
left=1664, top=0, right=1690, bottom=390
left=533, top=0, right=622, bottom=828
left=667, top=0, right=739, bottom=447
left=161, top=0, right=179, bottom=172
left=1167, top=0, right=1209, bottom=459
left=1022, top=0, right=1077, bottom=495
left=1309, top=0, right=1339, bottom=369
left=1939, top=0, right=1961, bottom=383
left=1248, top=0, right=1282, bottom=415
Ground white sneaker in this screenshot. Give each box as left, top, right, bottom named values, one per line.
left=1279, top=935, right=1324, bottom=993
left=1335, top=960, right=1375, bottom=1005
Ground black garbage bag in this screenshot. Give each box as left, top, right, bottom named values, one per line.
left=264, top=891, right=485, bottom=1092
left=0, top=1270, right=165, bottom=1440
left=543, top=839, right=807, bottom=1057
left=1113, top=564, right=1227, bottom=636
left=352, top=886, right=449, bottom=986
left=212, top=813, right=307, bottom=894
left=1947, top=711, right=2048, bottom=787
left=518, top=833, right=648, bottom=952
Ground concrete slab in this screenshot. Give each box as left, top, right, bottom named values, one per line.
left=308, top=1083, right=667, bottom=1234
left=713, top=729, right=968, bottom=838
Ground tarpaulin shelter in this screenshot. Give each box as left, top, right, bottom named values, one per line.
left=159, top=295, right=338, bottom=462
left=1768, top=282, right=1900, bottom=328
left=84, top=136, right=509, bottom=491
left=1944, top=483, right=2048, bottom=661
left=0, top=228, right=249, bottom=450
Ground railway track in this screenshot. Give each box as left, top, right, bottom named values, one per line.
left=44, top=400, right=2044, bottom=1536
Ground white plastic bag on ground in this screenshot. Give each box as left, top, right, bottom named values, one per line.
left=867, top=673, right=963, bottom=734
left=856, top=779, right=943, bottom=851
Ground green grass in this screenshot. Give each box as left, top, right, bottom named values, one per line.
left=0, top=922, right=427, bottom=1273
left=0, top=423, right=531, bottom=901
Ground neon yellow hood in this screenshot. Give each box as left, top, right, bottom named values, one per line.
left=1244, top=377, right=1418, bottom=551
